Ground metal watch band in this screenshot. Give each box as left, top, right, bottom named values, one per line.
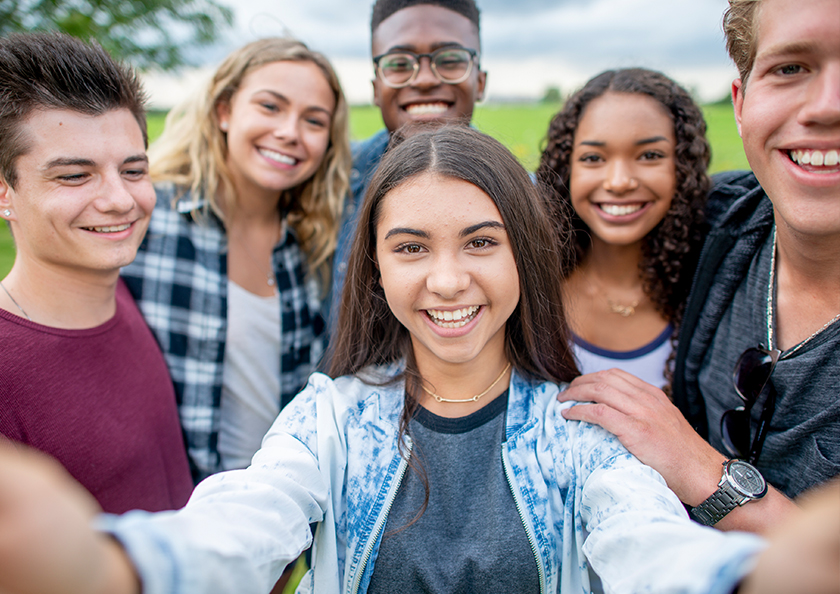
left=690, top=480, right=743, bottom=526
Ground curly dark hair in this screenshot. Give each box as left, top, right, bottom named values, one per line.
left=536, top=68, right=710, bottom=330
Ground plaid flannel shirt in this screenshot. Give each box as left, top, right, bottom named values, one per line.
left=122, top=184, right=325, bottom=482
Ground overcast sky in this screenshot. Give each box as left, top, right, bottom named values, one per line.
left=145, top=0, right=739, bottom=107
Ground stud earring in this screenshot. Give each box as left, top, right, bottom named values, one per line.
left=220, top=121, right=229, bottom=132
left=2, top=209, right=10, bottom=217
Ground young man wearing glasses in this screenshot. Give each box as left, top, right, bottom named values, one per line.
left=560, top=0, right=838, bottom=535
left=327, top=0, right=487, bottom=321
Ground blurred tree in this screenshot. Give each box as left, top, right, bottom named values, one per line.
left=0, top=0, right=233, bottom=70
left=541, top=86, right=562, bottom=103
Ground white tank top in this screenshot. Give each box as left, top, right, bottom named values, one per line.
left=218, top=280, right=281, bottom=470
left=572, top=325, right=673, bottom=388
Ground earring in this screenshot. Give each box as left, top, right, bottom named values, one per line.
left=220, top=121, right=229, bottom=132
left=2, top=209, right=10, bottom=217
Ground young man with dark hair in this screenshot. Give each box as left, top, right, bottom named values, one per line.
left=560, top=0, right=839, bottom=535
left=327, top=0, right=487, bottom=319
left=0, top=32, right=193, bottom=513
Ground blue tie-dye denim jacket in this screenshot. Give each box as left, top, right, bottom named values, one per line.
left=102, top=368, right=763, bottom=594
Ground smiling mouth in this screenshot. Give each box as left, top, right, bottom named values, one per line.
left=598, top=203, right=644, bottom=216
left=82, top=223, right=131, bottom=233
left=788, top=148, right=840, bottom=170
left=405, top=102, right=450, bottom=116
left=259, top=148, right=298, bottom=166
left=426, top=305, right=480, bottom=328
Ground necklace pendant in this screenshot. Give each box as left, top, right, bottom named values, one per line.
left=607, top=299, right=638, bottom=317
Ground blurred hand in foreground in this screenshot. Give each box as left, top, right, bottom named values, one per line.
left=740, top=479, right=840, bottom=594
left=0, top=439, right=139, bottom=594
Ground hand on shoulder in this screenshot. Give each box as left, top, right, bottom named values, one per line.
left=558, top=369, right=729, bottom=505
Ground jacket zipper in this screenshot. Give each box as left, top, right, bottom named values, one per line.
left=502, top=446, right=547, bottom=594
left=349, top=441, right=412, bottom=594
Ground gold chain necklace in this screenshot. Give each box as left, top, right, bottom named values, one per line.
left=584, top=270, right=642, bottom=317
left=421, top=362, right=512, bottom=404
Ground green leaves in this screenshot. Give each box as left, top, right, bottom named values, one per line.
left=0, top=0, right=233, bottom=70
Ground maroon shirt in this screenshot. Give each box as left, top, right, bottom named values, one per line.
left=0, top=279, right=193, bottom=513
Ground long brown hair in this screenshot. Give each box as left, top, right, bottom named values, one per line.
left=329, top=124, right=578, bottom=404
left=329, top=125, right=578, bottom=528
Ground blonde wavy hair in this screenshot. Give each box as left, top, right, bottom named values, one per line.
left=149, top=37, right=351, bottom=289
left=723, top=0, right=762, bottom=84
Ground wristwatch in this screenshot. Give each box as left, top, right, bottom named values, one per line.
left=690, top=459, right=767, bottom=526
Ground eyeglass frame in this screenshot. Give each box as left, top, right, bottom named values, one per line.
left=721, top=345, right=781, bottom=464
left=372, top=47, right=480, bottom=89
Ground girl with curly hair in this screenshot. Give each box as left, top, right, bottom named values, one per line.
left=536, top=68, right=710, bottom=391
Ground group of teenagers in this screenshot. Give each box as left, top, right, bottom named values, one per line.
left=0, top=0, right=838, bottom=592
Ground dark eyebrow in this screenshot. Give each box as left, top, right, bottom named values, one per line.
left=384, top=227, right=430, bottom=240
left=124, top=154, right=149, bottom=165
left=256, top=90, right=332, bottom=117
left=460, top=221, right=505, bottom=237
left=44, top=154, right=148, bottom=170
left=636, top=136, right=668, bottom=145
left=44, top=157, right=95, bottom=169
left=578, top=136, right=668, bottom=148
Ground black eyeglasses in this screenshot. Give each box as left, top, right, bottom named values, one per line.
left=373, top=47, right=479, bottom=88
left=721, top=346, right=781, bottom=464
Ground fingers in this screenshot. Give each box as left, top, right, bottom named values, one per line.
left=558, top=369, right=670, bottom=416
left=561, top=401, right=640, bottom=440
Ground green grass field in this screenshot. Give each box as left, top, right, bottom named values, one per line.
left=0, top=102, right=747, bottom=277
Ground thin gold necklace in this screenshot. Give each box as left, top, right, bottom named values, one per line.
left=421, top=362, right=512, bottom=404
left=585, top=270, right=642, bottom=317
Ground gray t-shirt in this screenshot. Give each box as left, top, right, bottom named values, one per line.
left=368, top=391, right=540, bottom=594
left=699, top=234, right=840, bottom=497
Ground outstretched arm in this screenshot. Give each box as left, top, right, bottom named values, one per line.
left=558, top=369, right=798, bottom=535
left=0, top=440, right=139, bottom=594
left=739, top=480, right=840, bottom=594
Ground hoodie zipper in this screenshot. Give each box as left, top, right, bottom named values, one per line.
left=502, top=446, right=547, bottom=594
left=348, top=441, right=412, bottom=594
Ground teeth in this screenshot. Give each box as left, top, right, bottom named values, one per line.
left=600, top=203, right=643, bottom=216
left=86, top=223, right=131, bottom=233
left=426, top=306, right=479, bottom=328
left=405, top=103, right=448, bottom=115
left=260, top=148, right=297, bottom=165
left=789, top=149, right=840, bottom=168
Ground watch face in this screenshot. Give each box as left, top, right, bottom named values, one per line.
left=728, top=460, right=766, bottom=496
